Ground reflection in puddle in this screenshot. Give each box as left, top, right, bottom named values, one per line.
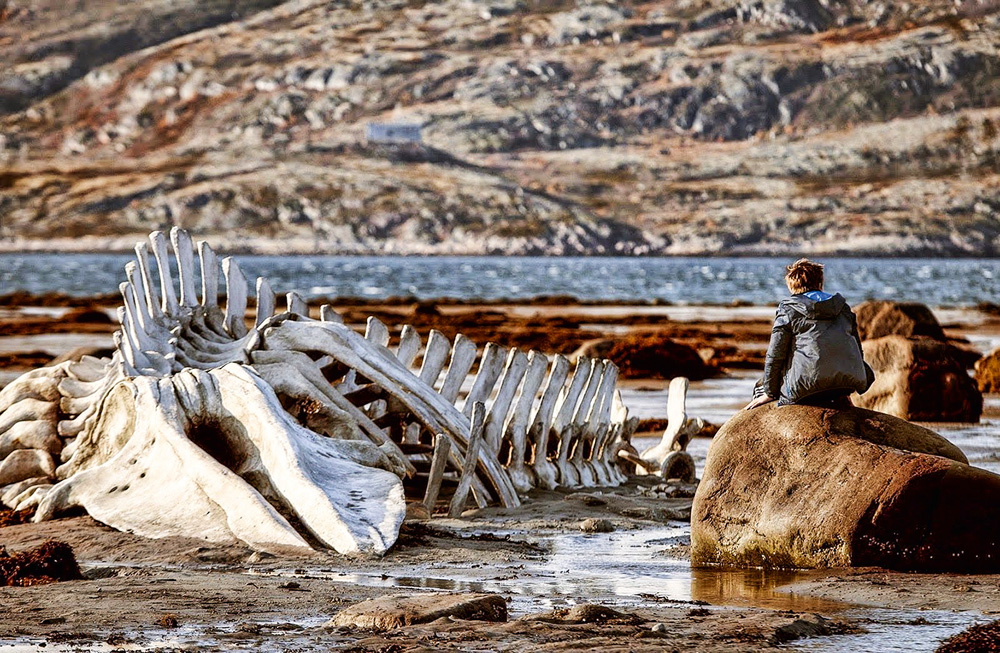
left=251, top=527, right=849, bottom=616
left=690, top=567, right=851, bottom=613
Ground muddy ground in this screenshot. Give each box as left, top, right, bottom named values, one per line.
left=0, top=486, right=862, bottom=651
left=1, top=296, right=1000, bottom=650
left=1, top=484, right=998, bottom=651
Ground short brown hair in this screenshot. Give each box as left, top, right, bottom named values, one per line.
left=785, top=258, right=824, bottom=294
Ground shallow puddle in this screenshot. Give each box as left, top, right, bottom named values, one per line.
left=251, top=526, right=852, bottom=615
left=785, top=608, right=989, bottom=652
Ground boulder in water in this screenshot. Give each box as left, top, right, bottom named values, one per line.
left=856, top=336, right=982, bottom=422
left=691, top=404, right=1000, bottom=572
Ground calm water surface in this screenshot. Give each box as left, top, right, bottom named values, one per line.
left=2, top=254, right=998, bottom=305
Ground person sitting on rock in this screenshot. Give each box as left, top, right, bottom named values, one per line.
left=745, top=258, right=874, bottom=410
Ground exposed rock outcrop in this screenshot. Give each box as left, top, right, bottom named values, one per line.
left=856, top=336, right=983, bottom=422
left=691, top=404, right=1000, bottom=572
left=1, top=1, right=999, bottom=256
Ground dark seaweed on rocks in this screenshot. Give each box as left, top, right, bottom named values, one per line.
left=936, top=619, right=1000, bottom=653
left=0, top=508, right=35, bottom=528
left=0, top=540, right=84, bottom=587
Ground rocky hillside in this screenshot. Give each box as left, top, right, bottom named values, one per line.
left=1, top=0, right=999, bottom=255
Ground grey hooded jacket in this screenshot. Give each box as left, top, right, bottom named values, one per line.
left=763, top=292, right=873, bottom=405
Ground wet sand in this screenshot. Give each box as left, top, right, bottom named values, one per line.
left=1, top=295, right=999, bottom=651
left=0, top=489, right=859, bottom=652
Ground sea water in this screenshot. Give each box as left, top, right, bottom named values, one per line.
left=2, top=254, right=998, bottom=307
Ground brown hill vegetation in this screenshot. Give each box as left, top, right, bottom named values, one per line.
left=1, top=0, right=998, bottom=255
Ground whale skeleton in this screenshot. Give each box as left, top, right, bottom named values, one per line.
left=0, top=229, right=640, bottom=555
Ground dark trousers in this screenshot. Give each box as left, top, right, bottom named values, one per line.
left=753, top=379, right=853, bottom=409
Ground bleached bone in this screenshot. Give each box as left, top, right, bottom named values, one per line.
left=287, top=291, right=309, bottom=317
left=637, top=377, right=700, bottom=482
left=418, top=330, right=451, bottom=386
left=586, top=363, right=619, bottom=486
left=1, top=476, right=50, bottom=507
left=261, top=319, right=520, bottom=508
left=462, top=342, right=507, bottom=417
left=257, top=278, right=276, bottom=328
left=551, top=359, right=591, bottom=486
left=528, top=355, right=570, bottom=490
left=571, top=360, right=606, bottom=487
left=223, top=258, right=249, bottom=338
left=0, top=420, right=60, bottom=458
left=439, top=334, right=477, bottom=402
left=0, top=372, right=62, bottom=412
left=0, top=227, right=672, bottom=550
left=395, top=325, right=422, bottom=369
left=0, top=449, right=55, bottom=486
left=320, top=304, right=343, bottom=324
left=38, top=367, right=404, bottom=554
left=422, top=433, right=453, bottom=515
left=11, top=484, right=51, bottom=512
left=365, top=317, right=390, bottom=348
left=483, top=349, right=529, bottom=456
left=503, top=351, right=549, bottom=493
left=449, top=402, right=485, bottom=517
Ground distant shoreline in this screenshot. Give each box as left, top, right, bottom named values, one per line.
left=1, top=239, right=998, bottom=259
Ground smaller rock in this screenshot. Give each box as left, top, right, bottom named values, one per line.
left=974, top=348, right=1000, bottom=393
left=330, top=593, right=507, bottom=631
left=580, top=518, right=614, bottom=533
left=156, top=614, right=179, bottom=628
left=62, top=307, right=114, bottom=324
left=405, top=503, right=430, bottom=520
left=651, top=622, right=668, bottom=633
left=591, top=335, right=718, bottom=380
left=854, top=300, right=945, bottom=341
left=521, top=604, right=638, bottom=624
left=858, top=336, right=982, bottom=422
left=771, top=614, right=832, bottom=645
left=245, top=551, right=276, bottom=564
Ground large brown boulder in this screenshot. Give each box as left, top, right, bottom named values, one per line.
left=856, top=336, right=982, bottom=422
left=854, top=300, right=946, bottom=341
left=692, top=404, right=1000, bottom=572
left=975, top=348, right=1000, bottom=393
left=599, top=334, right=717, bottom=380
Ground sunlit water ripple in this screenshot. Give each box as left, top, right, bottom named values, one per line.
left=2, top=254, right=999, bottom=306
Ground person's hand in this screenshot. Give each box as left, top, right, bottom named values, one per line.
left=744, top=395, right=775, bottom=410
